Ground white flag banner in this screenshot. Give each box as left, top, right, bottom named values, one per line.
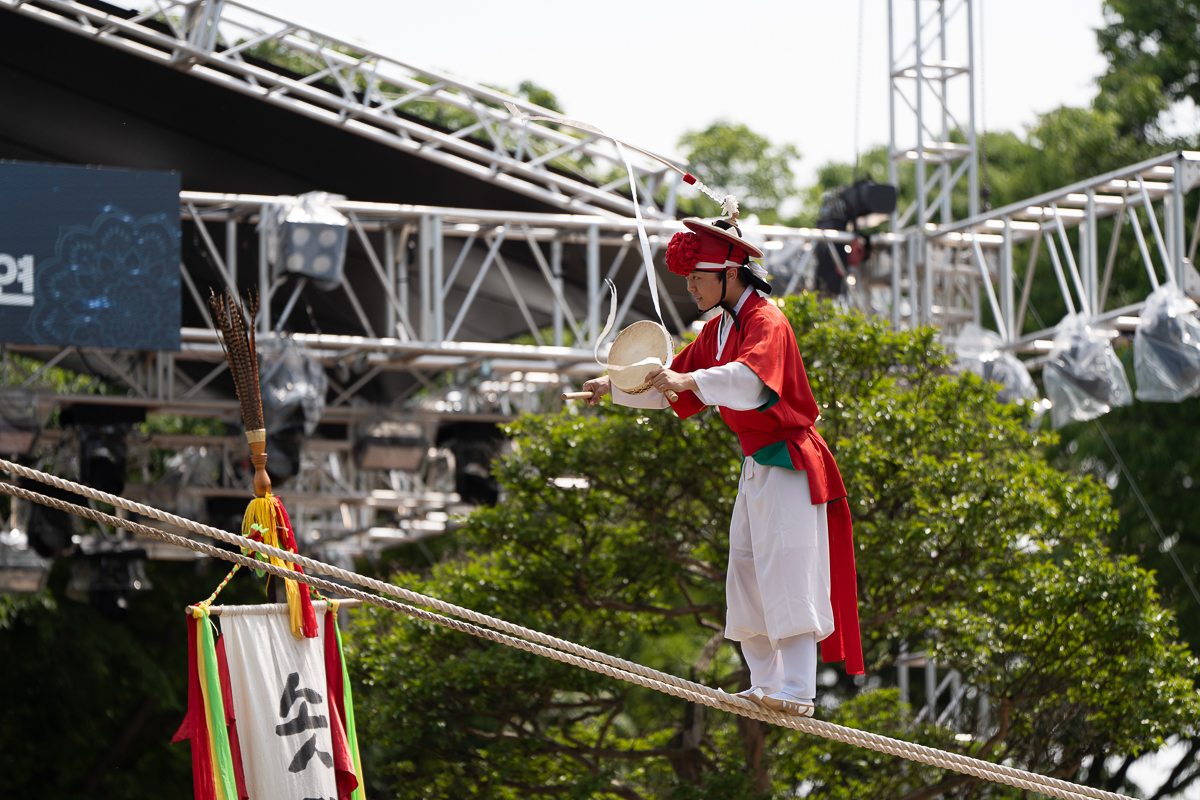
left=222, top=610, right=338, bottom=800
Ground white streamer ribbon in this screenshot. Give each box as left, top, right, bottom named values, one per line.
left=506, top=103, right=673, bottom=370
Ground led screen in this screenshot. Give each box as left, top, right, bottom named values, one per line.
left=0, top=161, right=181, bottom=350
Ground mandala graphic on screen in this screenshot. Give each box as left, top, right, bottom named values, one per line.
left=28, top=208, right=180, bottom=350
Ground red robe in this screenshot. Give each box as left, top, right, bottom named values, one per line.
left=669, top=292, right=863, bottom=674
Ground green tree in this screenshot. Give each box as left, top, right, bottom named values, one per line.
left=351, top=297, right=1197, bottom=799
left=1097, top=0, right=1200, bottom=138
left=675, top=122, right=801, bottom=224
left=0, top=558, right=266, bottom=797
left=0, top=355, right=267, bottom=797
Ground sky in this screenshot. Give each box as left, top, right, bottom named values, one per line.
left=225, top=0, right=1112, bottom=188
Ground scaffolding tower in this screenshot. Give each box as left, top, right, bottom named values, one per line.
left=887, top=0, right=981, bottom=332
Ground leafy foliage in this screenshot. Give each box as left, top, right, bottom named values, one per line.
left=350, top=297, right=1197, bottom=798
left=0, top=559, right=267, bottom=797
left=675, top=122, right=801, bottom=224
left=1097, top=0, right=1200, bottom=139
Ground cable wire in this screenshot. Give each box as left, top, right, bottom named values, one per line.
left=854, top=0, right=866, bottom=179
left=1094, top=420, right=1200, bottom=609
left=978, top=0, right=991, bottom=210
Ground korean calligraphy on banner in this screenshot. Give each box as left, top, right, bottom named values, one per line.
left=223, top=611, right=340, bottom=800
left=173, top=603, right=362, bottom=800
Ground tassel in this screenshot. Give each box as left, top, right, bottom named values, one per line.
left=194, top=609, right=237, bottom=800
left=242, top=496, right=312, bottom=640
left=274, top=499, right=318, bottom=639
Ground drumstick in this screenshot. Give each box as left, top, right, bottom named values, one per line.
left=561, top=390, right=680, bottom=402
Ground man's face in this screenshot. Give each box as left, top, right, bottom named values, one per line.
left=686, top=268, right=734, bottom=308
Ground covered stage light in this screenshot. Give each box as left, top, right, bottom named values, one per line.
left=260, top=191, right=349, bottom=287
left=0, top=535, right=50, bottom=593
left=1043, top=314, right=1133, bottom=429
left=66, top=541, right=152, bottom=621
left=260, top=337, right=327, bottom=436
left=436, top=421, right=506, bottom=506
left=950, top=324, right=1042, bottom=408
left=1133, top=282, right=1200, bottom=402
left=61, top=405, right=145, bottom=497
left=259, top=336, right=328, bottom=486
left=16, top=480, right=79, bottom=558
left=0, top=389, right=49, bottom=454
left=355, top=421, right=428, bottom=471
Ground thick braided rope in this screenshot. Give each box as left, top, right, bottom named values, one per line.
left=0, top=467, right=1134, bottom=800
left=0, top=461, right=740, bottom=699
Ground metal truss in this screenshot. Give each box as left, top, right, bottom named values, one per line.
left=880, top=1, right=1200, bottom=348
left=886, top=0, right=980, bottom=331
left=106, top=427, right=467, bottom=567
left=0, top=0, right=684, bottom=219
left=858, top=151, right=1200, bottom=357
left=1, top=191, right=857, bottom=560
left=897, top=647, right=987, bottom=738
left=6, top=191, right=858, bottom=416
left=889, top=0, right=980, bottom=228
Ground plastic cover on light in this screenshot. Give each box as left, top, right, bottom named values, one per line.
left=259, top=336, right=328, bottom=436
left=1043, top=313, right=1132, bottom=428
left=257, top=191, right=350, bottom=287
left=950, top=324, right=1041, bottom=406
left=1133, top=282, right=1200, bottom=402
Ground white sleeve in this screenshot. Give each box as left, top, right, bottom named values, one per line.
left=611, top=384, right=671, bottom=409
left=692, top=362, right=770, bottom=410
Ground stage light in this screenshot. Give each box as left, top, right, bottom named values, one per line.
left=839, top=179, right=898, bottom=222
left=812, top=179, right=896, bottom=296
left=0, top=389, right=47, bottom=454
left=265, top=427, right=303, bottom=486
left=0, top=535, right=50, bottom=593
left=66, top=542, right=152, bottom=621
left=78, top=424, right=129, bottom=496
left=436, top=421, right=506, bottom=506
left=261, top=192, right=349, bottom=287
left=355, top=421, right=428, bottom=471
left=16, top=482, right=78, bottom=558
left=61, top=405, right=145, bottom=497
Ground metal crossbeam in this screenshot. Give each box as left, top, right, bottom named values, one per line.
left=1, top=190, right=858, bottom=423
left=0, top=0, right=683, bottom=219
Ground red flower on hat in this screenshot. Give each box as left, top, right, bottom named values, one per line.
left=666, top=231, right=702, bottom=276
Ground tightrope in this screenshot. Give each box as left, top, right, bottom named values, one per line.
left=0, top=460, right=1133, bottom=800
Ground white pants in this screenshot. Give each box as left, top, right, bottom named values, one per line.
left=725, top=459, right=832, bottom=692
left=741, top=633, right=817, bottom=699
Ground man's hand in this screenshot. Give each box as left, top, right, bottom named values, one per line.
left=646, top=368, right=696, bottom=397
left=582, top=375, right=611, bottom=405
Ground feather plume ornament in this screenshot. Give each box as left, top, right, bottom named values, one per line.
left=206, top=289, right=317, bottom=640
